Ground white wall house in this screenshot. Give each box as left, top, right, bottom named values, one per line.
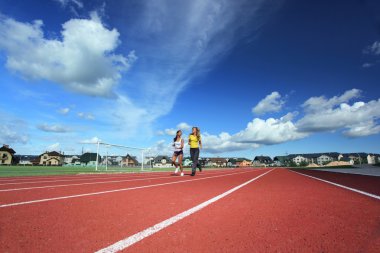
left=317, top=155, right=333, bottom=165
left=292, top=155, right=308, bottom=165
left=367, top=154, right=379, bottom=164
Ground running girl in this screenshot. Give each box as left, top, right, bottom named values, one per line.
left=172, top=130, right=184, bottom=176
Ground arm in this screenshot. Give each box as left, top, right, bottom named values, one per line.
left=199, top=140, right=202, bottom=149
left=181, top=139, right=184, bottom=149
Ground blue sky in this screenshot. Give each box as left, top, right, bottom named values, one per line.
left=0, top=0, right=379, bottom=159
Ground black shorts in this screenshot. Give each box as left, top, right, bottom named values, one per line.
left=173, top=150, right=183, bottom=156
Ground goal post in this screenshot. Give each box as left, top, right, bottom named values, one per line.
left=94, top=141, right=151, bottom=172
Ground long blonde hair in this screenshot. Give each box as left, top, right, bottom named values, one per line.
left=192, top=127, right=201, bottom=139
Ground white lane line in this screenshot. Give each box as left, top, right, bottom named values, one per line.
left=290, top=170, right=380, bottom=200
left=0, top=169, right=250, bottom=191
left=0, top=170, right=261, bottom=208
left=95, top=169, right=274, bottom=253
left=0, top=168, right=233, bottom=182
left=0, top=169, right=233, bottom=185
left=0, top=173, right=169, bottom=186
left=0, top=175, right=178, bottom=192
left=0, top=174, right=143, bottom=182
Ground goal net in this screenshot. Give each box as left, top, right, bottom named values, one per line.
left=93, top=142, right=152, bottom=172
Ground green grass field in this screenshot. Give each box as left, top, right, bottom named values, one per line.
left=0, top=165, right=175, bottom=177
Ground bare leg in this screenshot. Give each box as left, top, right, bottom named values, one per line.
left=178, top=154, right=183, bottom=172
left=172, top=154, right=178, bottom=167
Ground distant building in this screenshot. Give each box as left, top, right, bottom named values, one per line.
left=208, top=157, right=228, bottom=167
left=152, top=156, right=173, bottom=168
left=0, top=144, right=16, bottom=165
left=253, top=156, right=273, bottom=166
left=80, top=152, right=101, bottom=166
left=64, top=155, right=81, bottom=166
left=339, top=153, right=368, bottom=164
left=367, top=154, right=380, bottom=165
left=273, top=156, right=291, bottom=166
left=16, top=155, right=39, bottom=165
left=239, top=158, right=252, bottom=167
left=121, top=154, right=139, bottom=167
left=316, top=155, right=333, bottom=165
left=39, top=151, right=64, bottom=166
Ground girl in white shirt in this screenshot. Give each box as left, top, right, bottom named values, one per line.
left=172, top=130, right=184, bottom=176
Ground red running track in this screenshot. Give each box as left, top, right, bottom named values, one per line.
left=290, top=169, right=380, bottom=196
left=0, top=168, right=379, bottom=252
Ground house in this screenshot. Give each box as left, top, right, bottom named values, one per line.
left=152, top=156, right=173, bottom=168
left=64, top=155, right=81, bottom=166
left=0, top=144, right=16, bottom=165
left=339, top=153, right=368, bottom=164
left=253, top=156, right=273, bottom=166
left=198, top=157, right=208, bottom=167
left=288, top=152, right=340, bottom=165
left=208, top=157, right=228, bottom=167
left=16, top=155, right=39, bottom=165
left=367, top=154, right=380, bottom=164
left=234, top=158, right=252, bottom=167
left=80, top=152, right=101, bottom=166
left=39, top=151, right=64, bottom=166
left=316, top=155, right=333, bottom=165
left=291, top=155, right=309, bottom=165
left=121, top=154, right=139, bottom=167
left=273, top=156, right=291, bottom=166
left=101, top=155, right=123, bottom=166
left=227, top=158, right=238, bottom=167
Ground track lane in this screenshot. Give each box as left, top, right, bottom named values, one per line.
left=290, top=169, right=380, bottom=196
left=124, top=169, right=380, bottom=253
left=0, top=172, right=173, bottom=187
left=0, top=169, right=269, bottom=252
left=0, top=170, right=255, bottom=205
left=0, top=168, right=231, bottom=183
left=0, top=169, right=230, bottom=188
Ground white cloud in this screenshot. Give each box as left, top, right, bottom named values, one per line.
left=55, top=0, right=83, bottom=8
left=77, top=112, right=95, bottom=120
left=147, top=140, right=176, bottom=157
left=37, top=124, right=71, bottom=133
left=177, top=122, right=192, bottom=131
left=362, top=62, right=374, bottom=68
left=158, top=122, right=193, bottom=136
left=302, top=89, right=361, bottom=113
left=0, top=12, right=136, bottom=97
left=343, top=121, right=380, bottom=137
left=363, top=41, right=380, bottom=55
left=123, top=0, right=283, bottom=118
left=46, top=142, right=60, bottom=151
left=297, top=89, right=380, bottom=137
left=58, top=108, right=70, bottom=115
left=202, top=132, right=259, bottom=154
left=79, top=137, right=102, bottom=144
left=0, top=124, right=29, bottom=144
left=54, top=0, right=84, bottom=16
left=0, top=110, right=29, bottom=145
left=162, top=129, right=177, bottom=136
left=252, top=91, right=285, bottom=115
left=234, top=117, right=307, bottom=145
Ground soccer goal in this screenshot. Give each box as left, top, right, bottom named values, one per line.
left=94, top=141, right=152, bottom=172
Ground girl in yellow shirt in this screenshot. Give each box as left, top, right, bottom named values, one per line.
left=189, top=127, right=202, bottom=176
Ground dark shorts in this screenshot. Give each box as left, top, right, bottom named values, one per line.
left=174, top=150, right=183, bottom=156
